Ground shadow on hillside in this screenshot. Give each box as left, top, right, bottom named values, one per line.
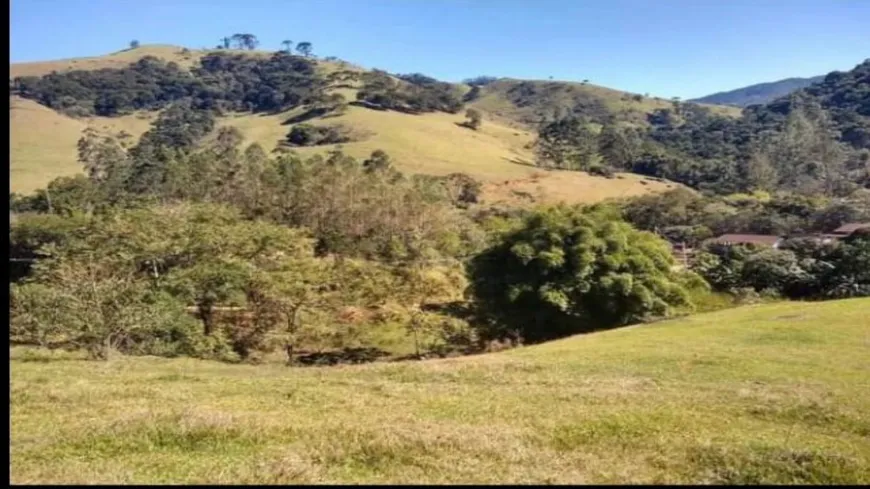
left=502, top=156, right=536, bottom=167
left=349, top=100, right=424, bottom=115
left=454, top=121, right=476, bottom=130
left=280, top=107, right=332, bottom=124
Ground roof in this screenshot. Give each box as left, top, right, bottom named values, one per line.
left=706, top=234, right=782, bottom=246
left=831, top=222, right=870, bottom=234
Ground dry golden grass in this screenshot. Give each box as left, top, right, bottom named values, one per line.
left=10, top=96, right=87, bottom=194
left=10, top=298, right=870, bottom=484
left=9, top=96, right=156, bottom=194
left=222, top=105, right=674, bottom=205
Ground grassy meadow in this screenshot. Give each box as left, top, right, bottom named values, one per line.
left=10, top=298, right=870, bottom=484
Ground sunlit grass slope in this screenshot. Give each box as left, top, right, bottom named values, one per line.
left=221, top=105, right=675, bottom=205
left=11, top=298, right=870, bottom=484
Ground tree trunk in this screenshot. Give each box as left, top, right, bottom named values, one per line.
left=200, top=302, right=215, bottom=336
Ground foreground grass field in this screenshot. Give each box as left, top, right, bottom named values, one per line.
left=10, top=298, right=870, bottom=484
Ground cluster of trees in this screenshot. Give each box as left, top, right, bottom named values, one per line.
left=355, top=70, right=463, bottom=114
left=11, top=51, right=324, bottom=116
left=10, top=105, right=718, bottom=362
left=534, top=116, right=644, bottom=176
left=506, top=81, right=616, bottom=127
left=621, top=188, right=870, bottom=247
left=10, top=203, right=477, bottom=361
left=286, top=123, right=352, bottom=146
left=694, top=232, right=870, bottom=300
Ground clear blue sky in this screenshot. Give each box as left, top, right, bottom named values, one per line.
left=10, top=0, right=870, bottom=99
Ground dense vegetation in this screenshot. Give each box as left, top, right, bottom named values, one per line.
left=11, top=52, right=325, bottom=116
left=534, top=60, right=870, bottom=196
left=9, top=48, right=870, bottom=365
left=355, top=70, right=463, bottom=114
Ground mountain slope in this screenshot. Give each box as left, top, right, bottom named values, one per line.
left=10, top=45, right=681, bottom=202
left=11, top=297, right=870, bottom=484
left=691, top=75, right=825, bottom=107
left=471, top=78, right=740, bottom=129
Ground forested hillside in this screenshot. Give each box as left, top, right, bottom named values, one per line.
left=532, top=60, right=870, bottom=195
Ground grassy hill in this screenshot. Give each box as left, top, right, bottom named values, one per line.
left=10, top=298, right=870, bottom=484
left=10, top=96, right=155, bottom=194
left=470, top=78, right=740, bottom=130
left=691, top=75, right=826, bottom=107
left=10, top=45, right=689, bottom=202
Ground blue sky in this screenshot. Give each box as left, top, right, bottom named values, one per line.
left=10, top=0, right=870, bottom=99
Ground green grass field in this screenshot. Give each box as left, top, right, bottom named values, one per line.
left=11, top=298, right=870, bottom=484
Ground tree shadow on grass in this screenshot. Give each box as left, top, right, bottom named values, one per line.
left=293, top=347, right=391, bottom=366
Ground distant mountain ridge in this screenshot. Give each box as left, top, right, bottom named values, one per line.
left=691, top=75, right=825, bottom=107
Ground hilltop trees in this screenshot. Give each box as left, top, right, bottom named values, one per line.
left=281, top=40, right=294, bottom=53
left=13, top=51, right=323, bottom=116
left=296, top=41, right=313, bottom=57
left=231, top=33, right=259, bottom=50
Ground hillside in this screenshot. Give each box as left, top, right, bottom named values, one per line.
left=10, top=96, right=155, bottom=194
left=11, top=298, right=870, bottom=484
left=10, top=45, right=696, bottom=200
left=471, top=78, right=740, bottom=130
left=691, top=75, right=825, bottom=107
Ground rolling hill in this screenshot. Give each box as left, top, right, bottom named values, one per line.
left=10, top=297, right=870, bottom=484
left=691, top=75, right=825, bottom=107
left=9, top=45, right=704, bottom=202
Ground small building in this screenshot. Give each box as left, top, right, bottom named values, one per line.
left=705, top=234, right=783, bottom=249
left=829, top=222, right=870, bottom=239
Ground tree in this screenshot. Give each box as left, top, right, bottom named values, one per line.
left=231, top=33, right=259, bottom=50
left=296, top=42, right=313, bottom=57
left=129, top=40, right=140, bottom=49
left=597, top=124, right=635, bottom=170
left=281, top=40, right=294, bottom=53
left=468, top=205, right=700, bottom=343
left=220, top=36, right=231, bottom=49
left=534, top=116, right=597, bottom=170
left=464, top=108, right=482, bottom=130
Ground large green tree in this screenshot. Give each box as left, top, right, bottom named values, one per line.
left=468, top=205, right=701, bottom=343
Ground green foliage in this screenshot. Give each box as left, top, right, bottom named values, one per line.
left=694, top=234, right=870, bottom=300
left=468, top=205, right=698, bottom=343
left=12, top=256, right=202, bottom=360
left=13, top=51, right=323, bottom=116
left=286, top=123, right=352, bottom=146
left=356, top=70, right=463, bottom=114
left=534, top=116, right=598, bottom=171
left=622, top=188, right=870, bottom=240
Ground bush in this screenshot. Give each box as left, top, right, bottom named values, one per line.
left=286, top=124, right=352, bottom=146
left=469, top=205, right=700, bottom=343
left=588, top=165, right=615, bottom=178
